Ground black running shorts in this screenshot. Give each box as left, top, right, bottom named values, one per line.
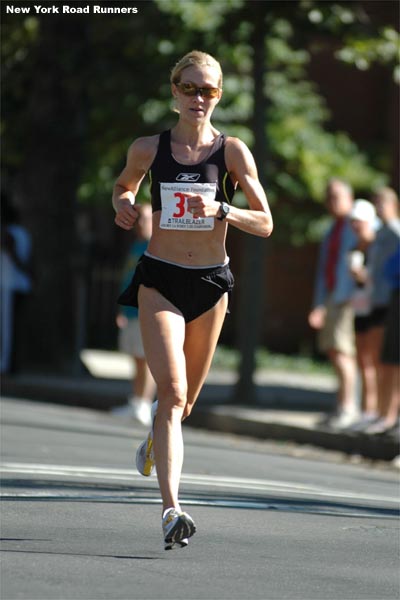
left=118, top=254, right=234, bottom=323
left=381, top=289, right=399, bottom=365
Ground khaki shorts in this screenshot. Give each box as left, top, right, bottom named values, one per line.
left=318, top=298, right=355, bottom=356
left=118, top=318, right=145, bottom=358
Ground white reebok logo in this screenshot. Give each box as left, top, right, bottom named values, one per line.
left=176, top=173, right=201, bottom=182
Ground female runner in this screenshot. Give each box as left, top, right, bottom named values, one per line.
left=113, top=50, right=273, bottom=549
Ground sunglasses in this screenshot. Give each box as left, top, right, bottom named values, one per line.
left=176, top=82, right=220, bottom=98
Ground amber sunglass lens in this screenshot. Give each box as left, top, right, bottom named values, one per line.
left=178, top=83, right=219, bottom=98
left=203, top=88, right=219, bottom=98
left=179, top=84, right=197, bottom=95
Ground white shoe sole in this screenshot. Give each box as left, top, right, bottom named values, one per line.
left=165, top=538, right=189, bottom=551
left=164, top=513, right=196, bottom=550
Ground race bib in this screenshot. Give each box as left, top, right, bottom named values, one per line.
left=159, top=182, right=216, bottom=230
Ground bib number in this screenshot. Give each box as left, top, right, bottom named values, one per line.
left=160, top=182, right=216, bottom=230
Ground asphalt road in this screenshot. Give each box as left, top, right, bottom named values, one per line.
left=1, top=397, right=399, bottom=600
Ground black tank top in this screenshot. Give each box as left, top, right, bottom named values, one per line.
left=149, top=130, right=235, bottom=213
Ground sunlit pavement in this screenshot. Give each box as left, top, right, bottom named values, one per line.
left=1, top=349, right=398, bottom=463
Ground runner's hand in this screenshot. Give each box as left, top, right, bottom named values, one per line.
left=115, top=201, right=140, bottom=230
left=187, top=195, right=220, bottom=219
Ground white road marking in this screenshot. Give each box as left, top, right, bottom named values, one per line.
left=0, top=491, right=393, bottom=518
left=1, top=462, right=398, bottom=506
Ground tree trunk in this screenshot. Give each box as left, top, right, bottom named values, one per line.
left=233, top=4, right=269, bottom=404
left=15, top=15, right=88, bottom=372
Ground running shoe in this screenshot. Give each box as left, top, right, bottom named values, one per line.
left=135, top=401, right=157, bottom=476
left=162, top=508, right=196, bottom=550
left=112, top=397, right=152, bottom=426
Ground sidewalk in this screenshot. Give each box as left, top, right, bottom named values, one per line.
left=1, top=350, right=398, bottom=463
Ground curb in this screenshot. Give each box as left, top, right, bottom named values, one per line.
left=2, top=375, right=398, bottom=463
left=188, top=407, right=399, bottom=462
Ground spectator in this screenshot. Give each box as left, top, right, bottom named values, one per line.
left=364, top=187, right=400, bottom=432
left=366, top=243, right=400, bottom=435
left=347, top=199, right=379, bottom=431
left=112, top=204, right=156, bottom=425
left=0, top=200, right=32, bottom=374
left=308, top=178, right=358, bottom=429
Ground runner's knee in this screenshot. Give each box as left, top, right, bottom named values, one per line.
left=157, top=380, right=187, bottom=414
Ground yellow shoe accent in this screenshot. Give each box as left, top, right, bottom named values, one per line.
left=143, top=434, right=154, bottom=476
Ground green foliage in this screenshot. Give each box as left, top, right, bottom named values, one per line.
left=302, top=1, right=359, bottom=31
left=266, top=20, right=386, bottom=192
left=263, top=18, right=387, bottom=241
left=302, top=2, right=399, bottom=81
left=212, top=345, right=334, bottom=374
left=337, top=27, right=400, bottom=83
left=155, top=0, right=244, bottom=32
left=1, top=16, right=39, bottom=168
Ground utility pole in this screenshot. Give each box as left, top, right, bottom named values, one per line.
left=233, top=5, right=269, bottom=405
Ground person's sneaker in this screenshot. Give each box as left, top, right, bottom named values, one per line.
left=135, top=401, right=158, bottom=476
left=328, top=409, right=359, bottom=430
left=112, top=397, right=152, bottom=426
left=112, top=403, right=135, bottom=417
left=317, top=411, right=337, bottom=428
left=345, top=413, right=379, bottom=432
left=162, top=508, right=196, bottom=550
left=130, top=398, right=152, bottom=427
left=364, top=418, right=396, bottom=435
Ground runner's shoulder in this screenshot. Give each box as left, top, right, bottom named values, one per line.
left=225, top=136, right=250, bottom=153
left=127, top=135, right=160, bottom=170
left=224, top=136, right=254, bottom=169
